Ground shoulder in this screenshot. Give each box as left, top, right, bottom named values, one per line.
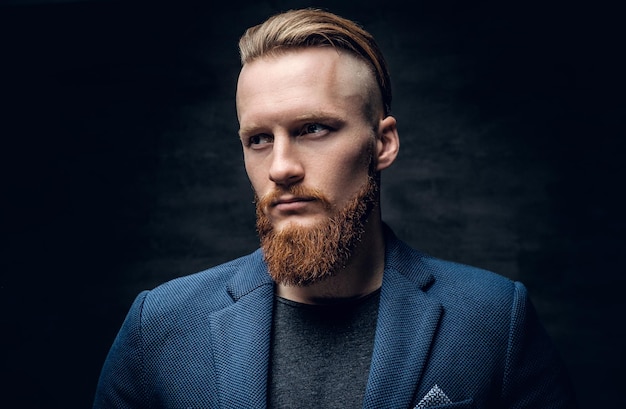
left=421, top=250, right=518, bottom=303
left=133, top=250, right=267, bottom=324
left=425, top=255, right=526, bottom=326
left=386, top=230, right=522, bottom=312
left=387, top=234, right=530, bottom=346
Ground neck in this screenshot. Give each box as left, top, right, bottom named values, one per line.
left=276, top=214, right=386, bottom=305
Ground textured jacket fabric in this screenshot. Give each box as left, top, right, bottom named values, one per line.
left=93, top=227, right=577, bottom=408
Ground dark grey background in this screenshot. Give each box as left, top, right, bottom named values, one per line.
left=1, top=0, right=624, bottom=407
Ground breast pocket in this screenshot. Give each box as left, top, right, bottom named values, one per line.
left=414, top=398, right=474, bottom=409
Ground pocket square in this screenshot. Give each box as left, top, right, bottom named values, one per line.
left=414, top=384, right=452, bottom=408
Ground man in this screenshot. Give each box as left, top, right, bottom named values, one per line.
left=93, top=8, right=577, bottom=408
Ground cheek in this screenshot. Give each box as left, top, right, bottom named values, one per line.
left=339, top=139, right=375, bottom=175
left=322, top=145, right=374, bottom=194
left=244, top=158, right=266, bottom=192
left=359, top=139, right=377, bottom=171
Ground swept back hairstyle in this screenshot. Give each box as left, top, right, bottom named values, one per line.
left=238, top=8, right=392, bottom=116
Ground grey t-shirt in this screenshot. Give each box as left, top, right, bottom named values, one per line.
left=268, top=289, right=381, bottom=408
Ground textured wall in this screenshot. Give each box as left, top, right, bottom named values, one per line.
left=1, top=0, right=624, bottom=407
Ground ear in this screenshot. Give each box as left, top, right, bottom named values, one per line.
left=375, top=115, right=400, bottom=171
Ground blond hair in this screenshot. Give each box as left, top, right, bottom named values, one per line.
left=238, top=8, right=392, bottom=116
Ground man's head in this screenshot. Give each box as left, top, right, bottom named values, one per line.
left=236, top=9, right=399, bottom=286
left=238, top=8, right=392, bottom=117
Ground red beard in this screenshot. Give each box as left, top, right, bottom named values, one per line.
left=255, top=177, right=378, bottom=286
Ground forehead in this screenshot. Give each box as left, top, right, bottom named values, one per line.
left=236, top=48, right=374, bottom=123
left=239, top=47, right=371, bottom=82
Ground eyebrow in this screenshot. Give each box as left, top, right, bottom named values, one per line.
left=293, top=111, right=343, bottom=122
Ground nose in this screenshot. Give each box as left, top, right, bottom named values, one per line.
left=268, top=137, right=304, bottom=187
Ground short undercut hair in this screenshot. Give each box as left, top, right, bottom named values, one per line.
left=238, top=8, right=392, bottom=116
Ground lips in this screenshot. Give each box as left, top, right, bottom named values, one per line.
left=271, top=196, right=316, bottom=212
left=272, top=196, right=314, bottom=206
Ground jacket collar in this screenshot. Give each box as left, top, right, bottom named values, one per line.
left=210, top=228, right=442, bottom=409
left=210, top=250, right=274, bottom=408
left=363, top=227, right=442, bottom=408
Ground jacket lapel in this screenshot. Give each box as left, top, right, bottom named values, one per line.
left=363, top=234, right=443, bottom=409
left=209, top=251, right=274, bottom=409
left=207, top=233, right=441, bottom=409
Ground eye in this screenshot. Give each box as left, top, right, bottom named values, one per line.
left=248, top=134, right=273, bottom=149
left=300, top=123, right=329, bottom=136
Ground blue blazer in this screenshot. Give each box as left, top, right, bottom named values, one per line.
left=94, top=228, right=576, bottom=408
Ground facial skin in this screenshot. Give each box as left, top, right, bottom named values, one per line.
left=236, top=47, right=399, bottom=302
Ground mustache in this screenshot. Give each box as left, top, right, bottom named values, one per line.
left=255, top=185, right=332, bottom=211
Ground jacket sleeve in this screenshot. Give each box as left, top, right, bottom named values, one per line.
left=93, top=291, right=149, bottom=409
left=501, top=282, right=578, bottom=408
